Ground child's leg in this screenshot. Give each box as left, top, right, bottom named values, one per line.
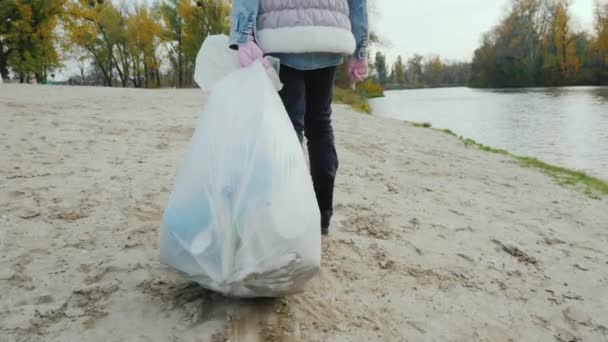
left=278, top=65, right=306, bottom=143
left=303, top=66, right=338, bottom=231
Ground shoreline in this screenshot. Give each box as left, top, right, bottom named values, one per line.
left=1, top=84, right=607, bottom=341
left=405, top=121, right=608, bottom=198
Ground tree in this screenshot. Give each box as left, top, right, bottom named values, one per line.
left=407, top=54, right=423, bottom=87
left=469, top=0, right=607, bottom=87
left=592, top=0, right=608, bottom=83
left=391, top=55, right=406, bottom=85
left=594, top=1, right=608, bottom=60
left=470, top=0, right=573, bottom=87
left=0, top=1, right=17, bottom=80
left=64, top=0, right=230, bottom=88
left=181, top=0, right=230, bottom=86
left=1, top=0, right=65, bottom=83
left=442, top=61, right=471, bottom=86
left=552, top=0, right=580, bottom=80
left=423, top=55, right=444, bottom=85
left=159, top=0, right=186, bottom=87
left=374, top=51, right=388, bottom=85
left=64, top=0, right=121, bottom=86
left=126, top=5, right=162, bottom=88
left=469, top=0, right=561, bottom=87
left=470, top=33, right=498, bottom=87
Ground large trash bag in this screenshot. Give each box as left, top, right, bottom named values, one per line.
left=159, top=35, right=321, bottom=298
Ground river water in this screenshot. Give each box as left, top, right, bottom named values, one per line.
left=370, top=86, right=608, bottom=180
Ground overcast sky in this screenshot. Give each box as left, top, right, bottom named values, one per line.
left=374, top=0, right=597, bottom=63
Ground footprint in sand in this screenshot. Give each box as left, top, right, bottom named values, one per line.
left=554, top=327, right=581, bottom=342
left=342, top=206, right=392, bottom=240
left=14, top=295, right=55, bottom=307
left=385, top=182, right=399, bottom=194
left=33, top=295, right=55, bottom=305
left=137, top=279, right=300, bottom=342
left=371, top=245, right=396, bottom=270
left=55, top=210, right=88, bottom=221
left=8, top=253, right=35, bottom=290
left=156, top=142, right=169, bottom=150
left=134, top=203, right=162, bottom=222
left=28, top=283, right=120, bottom=332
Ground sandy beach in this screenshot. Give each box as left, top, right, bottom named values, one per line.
left=1, top=84, right=607, bottom=341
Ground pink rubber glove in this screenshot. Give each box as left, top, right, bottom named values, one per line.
left=348, top=58, right=368, bottom=87
left=237, top=36, right=270, bottom=69
left=236, top=36, right=283, bottom=90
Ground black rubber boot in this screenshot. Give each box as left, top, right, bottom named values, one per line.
left=321, top=210, right=332, bottom=236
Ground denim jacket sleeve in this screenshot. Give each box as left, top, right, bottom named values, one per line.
left=349, top=0, right=369, bottom=59
left=230, top=0, right=259, bottom=46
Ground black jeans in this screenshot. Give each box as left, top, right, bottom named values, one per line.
left=279, top=65, right=338, bottom=216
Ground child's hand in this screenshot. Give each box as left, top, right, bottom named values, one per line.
left=236, top=35, right=282, bottom=90
left=237, top=36, right=270, bottom=69
left=348, top=57, right=368, bottom=88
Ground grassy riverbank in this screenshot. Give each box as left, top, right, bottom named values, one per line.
left=408, top=122, right=608, bottom=198
left=333, top=80, right=385, bottom=114
left=333, top=87, right=371, bottom=113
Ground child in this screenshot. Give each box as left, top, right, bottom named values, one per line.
left=230, top=0, right=369, bottom=235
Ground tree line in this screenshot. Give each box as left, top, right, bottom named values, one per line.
left=1, top=0, right=230, bottom=87
left=0, top=0, right=474, bottom=91
left=369, top=0, right=608, bottom=89
left=370, top=52, right=471, bottom=89
left=1, top=0, right=382, bottom=89
left=470, top=0, right=608, bottom=88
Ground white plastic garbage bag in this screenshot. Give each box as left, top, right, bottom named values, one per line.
left=193, top=35, right=238, bottom=92
left=159, top=36, right=321, bottom=298
left=193, top=34, right=282, bottom=92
